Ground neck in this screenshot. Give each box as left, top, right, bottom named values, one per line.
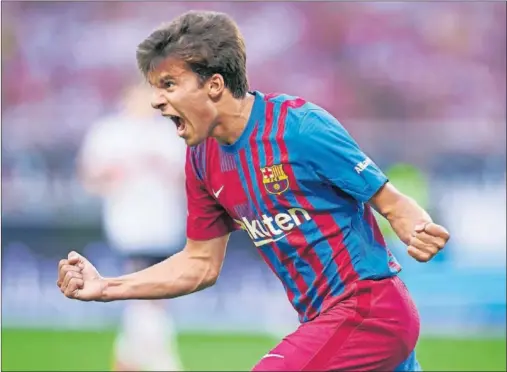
left=212, top=93, right=255, bottom=145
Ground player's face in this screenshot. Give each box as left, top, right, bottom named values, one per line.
left=148, top=58, right=218, bottom=146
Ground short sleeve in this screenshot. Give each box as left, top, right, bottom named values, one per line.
left=299, top=109, right=388, bottom=202
left=185, top=148, right=237, bottom=240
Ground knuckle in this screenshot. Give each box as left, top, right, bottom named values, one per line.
left=414, top=240, right=424, bottom=249
left=420, top=232, right=431, bottom=242
left=65, top=264, right=76, bottom=272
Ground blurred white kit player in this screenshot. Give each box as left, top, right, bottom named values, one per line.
left=78, top=85, right=186, bottom=371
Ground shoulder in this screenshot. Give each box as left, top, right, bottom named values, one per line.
left=186, top=137, right=220, bottom=181
left=262, top=92, right=340, bottom=140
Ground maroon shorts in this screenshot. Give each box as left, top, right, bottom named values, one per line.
left=252, top=276, right=420, bottom=371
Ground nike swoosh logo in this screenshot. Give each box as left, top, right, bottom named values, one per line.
left=261, top=353, right=284, bottom=360
left=213, top=185, right=224, bottom=198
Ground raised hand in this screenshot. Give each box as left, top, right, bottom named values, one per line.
left=407, top=222, right=450, bottom=262
left=57, top=251, right=106, bottom=301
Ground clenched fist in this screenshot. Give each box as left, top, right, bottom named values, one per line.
left=57, top=251, right=105, bottom=301
left=408, top=222, right=450, bottom=262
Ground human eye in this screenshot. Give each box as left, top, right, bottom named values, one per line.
left=163, top=80, right=175, bottom=89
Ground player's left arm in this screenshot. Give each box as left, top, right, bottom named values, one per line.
left=299, top=108, right=450, bottom=262
left=369, top=183, right=449, bottom=262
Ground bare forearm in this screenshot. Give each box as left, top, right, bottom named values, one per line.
left=370, top=183, right=432, bottom=245
left=381, top=194, right=432, bottom=245
left=100, top=250, right=217, bottom=301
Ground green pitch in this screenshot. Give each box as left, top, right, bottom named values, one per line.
left=2, top=329, right=506, bottom=371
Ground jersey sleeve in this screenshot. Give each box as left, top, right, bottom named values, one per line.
left=185, top=148, right=237, bottom=240
left=299, top=109, right=388, bottom=202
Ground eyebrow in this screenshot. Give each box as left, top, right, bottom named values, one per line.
left=155, top=74, right=172, bottom=85
left=147, top=73, right=173, bottom=88
left=159, top=74, right=174, bottom=82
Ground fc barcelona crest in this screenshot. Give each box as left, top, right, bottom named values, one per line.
left=261, top=164, right=289, bottom=195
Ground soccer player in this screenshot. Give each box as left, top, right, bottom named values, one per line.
left=78, top=85, right=185, bottom=371
left=57, top=11, right=450, bottom=371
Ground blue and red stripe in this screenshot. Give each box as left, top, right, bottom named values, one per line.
left=232, top=125, right=288, bottom=287
left=189, top=146, right=205, bottom=181
left=273, top=97, right=342, bottom=319
left=254, top=97, right=317, bottom=316
left=363, top=205, right=401, bottom=272
left=363, top=205, right=386, bottom=248
left=262, top=95, right=346, bottom=320
left=236, top=122, right=304, bottom=303
left=275, top=96, right=362, bottom=316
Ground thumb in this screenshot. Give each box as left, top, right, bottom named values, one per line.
left=414, top=222, right=430, bottom=233
left=424, top=222, right=450, bottom=239
left=68, top=251, right=83, bottom=265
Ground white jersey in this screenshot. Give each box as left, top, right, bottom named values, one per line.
left=80, top=113, right=186, bottom=254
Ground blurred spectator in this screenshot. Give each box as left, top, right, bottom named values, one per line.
left=78, top=84, right=186, bottom=371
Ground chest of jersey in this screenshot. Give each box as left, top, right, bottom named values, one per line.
left=203, top=147, right=250, bottom=219
left=203, top=143, right=320, bottom=246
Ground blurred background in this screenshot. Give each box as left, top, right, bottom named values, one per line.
left=1, top=1, right=506, bottom=371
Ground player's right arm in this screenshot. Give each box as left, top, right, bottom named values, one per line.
left=57, top=146, right=237, bottom=301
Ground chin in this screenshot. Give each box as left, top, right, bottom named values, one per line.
left=184, top=135, right=206, bottom=147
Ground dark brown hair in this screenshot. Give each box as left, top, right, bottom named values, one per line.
left=136, top=10, right=249, bottom=98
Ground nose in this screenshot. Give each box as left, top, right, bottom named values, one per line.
left=151, top=91, right=167, bottom=111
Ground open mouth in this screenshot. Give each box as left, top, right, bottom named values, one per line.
left=167, top=115, right=186, bottom=136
